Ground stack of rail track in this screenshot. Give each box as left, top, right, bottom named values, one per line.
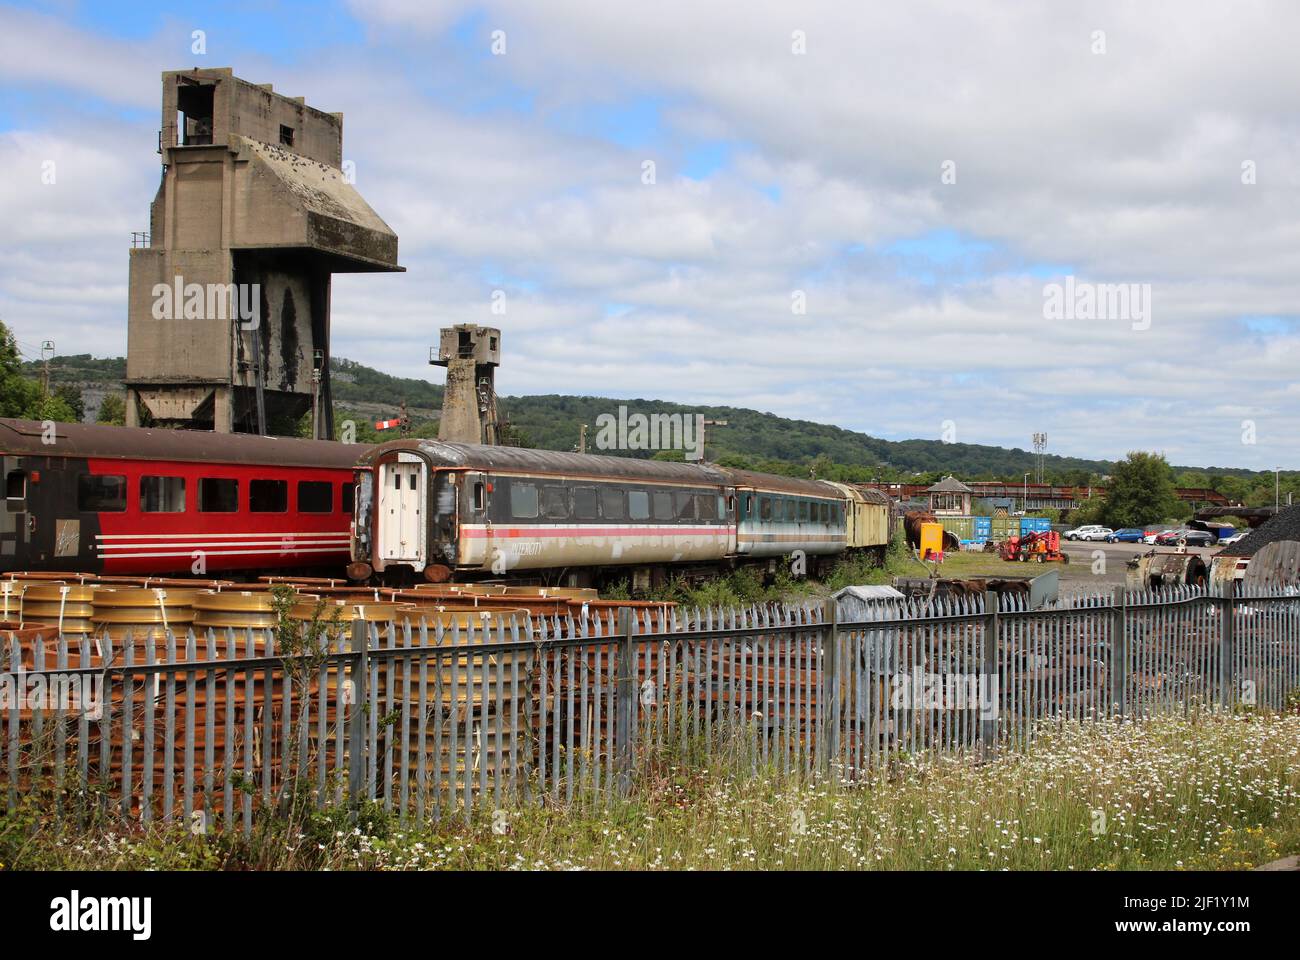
left=0, top=574, right=692, bottom=822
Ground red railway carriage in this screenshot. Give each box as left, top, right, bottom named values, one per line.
left=0, top=418, right=368, bottom=577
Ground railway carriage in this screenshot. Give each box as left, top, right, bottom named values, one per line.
left=2, top=417, right=894, bottom=586
left=1, top=418, right=363, bottom=576
left=351, top=440, right=736, bottom=585
left=350, top=439, right=894, bottom=586
left=821, top=481, right=891, bottom=558
left=726, top=469, right=848, bottom=568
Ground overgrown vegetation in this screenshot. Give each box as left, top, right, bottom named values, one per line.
left=4, top=713, right=1297, bottom=871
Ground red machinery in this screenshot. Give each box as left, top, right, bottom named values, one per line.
left=999, top=530, right=1068, bottom=563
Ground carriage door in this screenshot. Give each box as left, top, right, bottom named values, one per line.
left=378, top=456, right=426, bottom=566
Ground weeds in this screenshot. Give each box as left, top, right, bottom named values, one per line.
left=4, top=713, right=1297, bottom=871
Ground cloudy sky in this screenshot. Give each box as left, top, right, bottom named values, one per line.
left=1, top=1, right=1297, bottom=469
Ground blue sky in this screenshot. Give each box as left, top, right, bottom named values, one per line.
left=2, top=1, right=1299, bottom=469
left=15, top=0, right=367, bottom=55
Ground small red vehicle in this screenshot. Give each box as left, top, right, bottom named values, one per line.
left=999, top=530, right=1068, bottom=563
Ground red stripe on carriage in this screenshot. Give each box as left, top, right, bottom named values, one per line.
left=460, top=526, right=734, bottom=538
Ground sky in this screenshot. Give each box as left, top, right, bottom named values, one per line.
left=1, top=0, right=1298, bottom=470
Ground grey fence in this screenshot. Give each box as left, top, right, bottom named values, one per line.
left=3, top=584, right=1299, bottom=832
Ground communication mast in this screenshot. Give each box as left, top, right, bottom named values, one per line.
left=1032, top=432, right=1047, bottom=484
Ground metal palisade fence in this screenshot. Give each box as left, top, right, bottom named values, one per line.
left=2, top=583, right=1299, bottom=832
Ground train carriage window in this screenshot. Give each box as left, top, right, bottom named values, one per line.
left=695, top=493, right=717, bottom=520
left=5, top=470, right=25, bottom=502
left=510, top=481, right=539, bottom=519
left=140, top=476, right=186, bottom=513
left=573, top=486, right=599, bottom=520
left=786, top=500, right=796, bottom=522
left=628, top=490, right=650, bottom=521
left=250, top=479, right=288, bottom=513
left=298, top=480, right=333, bottom=513
left=744, top=494, right=753, bottom=516
left=472, top=481, right=486, bottom=512
left=798, top=501, right=809, bottom=522
left=78, top=474, right=126, bottom=512
left=760, top=497, right=772, bottom=521
left=199, top=478, right=238, bottom=513
left=723, top=495, right=732, bottom=518
left=819, top=503, right=828, bottom=523
left=652, top=490, right=673, bottom=521
left=541, top=485, right=568, bottom=520
left=674, top=490, right=695, bottom=520
left=601, top=487, right=625, bottom=520
left=342, top=482, right=355, bottom=515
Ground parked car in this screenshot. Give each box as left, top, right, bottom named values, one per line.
left=1143, top=529, right=1174, bottom=544
left=1065, top=525, right=1113, bottom=542
left=1218, top=532, right=1247, bottom=545
left=1156, top=529, right=1215, bottom=547
left=1106, top=528, right=1146, bottom=543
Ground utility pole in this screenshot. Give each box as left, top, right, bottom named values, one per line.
left=1276, top=468, right=1280, bottom=510
left=1023, top=472, right=1030, bottom=514
left=40, top=340, right=55, bottom=399
left=311, top=349, right=324, bottom=439
left=577, top=423, right=588, bottom=455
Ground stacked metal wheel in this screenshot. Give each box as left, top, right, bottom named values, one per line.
left=375, top=605, right=533, bottom=802
left=17, top=583, right=96, bottom=641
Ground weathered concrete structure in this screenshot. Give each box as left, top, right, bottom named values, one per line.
left=431, top=324, right=501, bottom=445
left=126, top=67, right=402, bottom=435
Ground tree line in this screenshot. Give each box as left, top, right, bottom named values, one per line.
left=4, top=331, right=1294, bottom=511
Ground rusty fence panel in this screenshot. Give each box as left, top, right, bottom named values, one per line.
left=4, top=586, right=1300, bottom=830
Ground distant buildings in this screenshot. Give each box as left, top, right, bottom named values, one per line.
left=925, top=476, right=972, bottom=516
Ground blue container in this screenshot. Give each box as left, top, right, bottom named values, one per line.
left=1020, top=517, right=1051, bottom=534
left=973, top=517, right=992, bottom=542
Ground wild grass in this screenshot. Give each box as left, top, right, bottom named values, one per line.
left=4, top=712, right=1297, bottom=871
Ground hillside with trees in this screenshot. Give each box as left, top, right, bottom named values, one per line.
left=9, top=347, right=1297, bottom=504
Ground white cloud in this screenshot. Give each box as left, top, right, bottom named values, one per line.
left=1, top=1, right=1298, bottom=469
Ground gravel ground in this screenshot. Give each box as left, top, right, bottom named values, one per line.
left=1056, top=539, right=1219, bottom=596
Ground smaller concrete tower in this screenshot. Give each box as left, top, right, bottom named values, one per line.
left=430, top=324, right=501, bottom=445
